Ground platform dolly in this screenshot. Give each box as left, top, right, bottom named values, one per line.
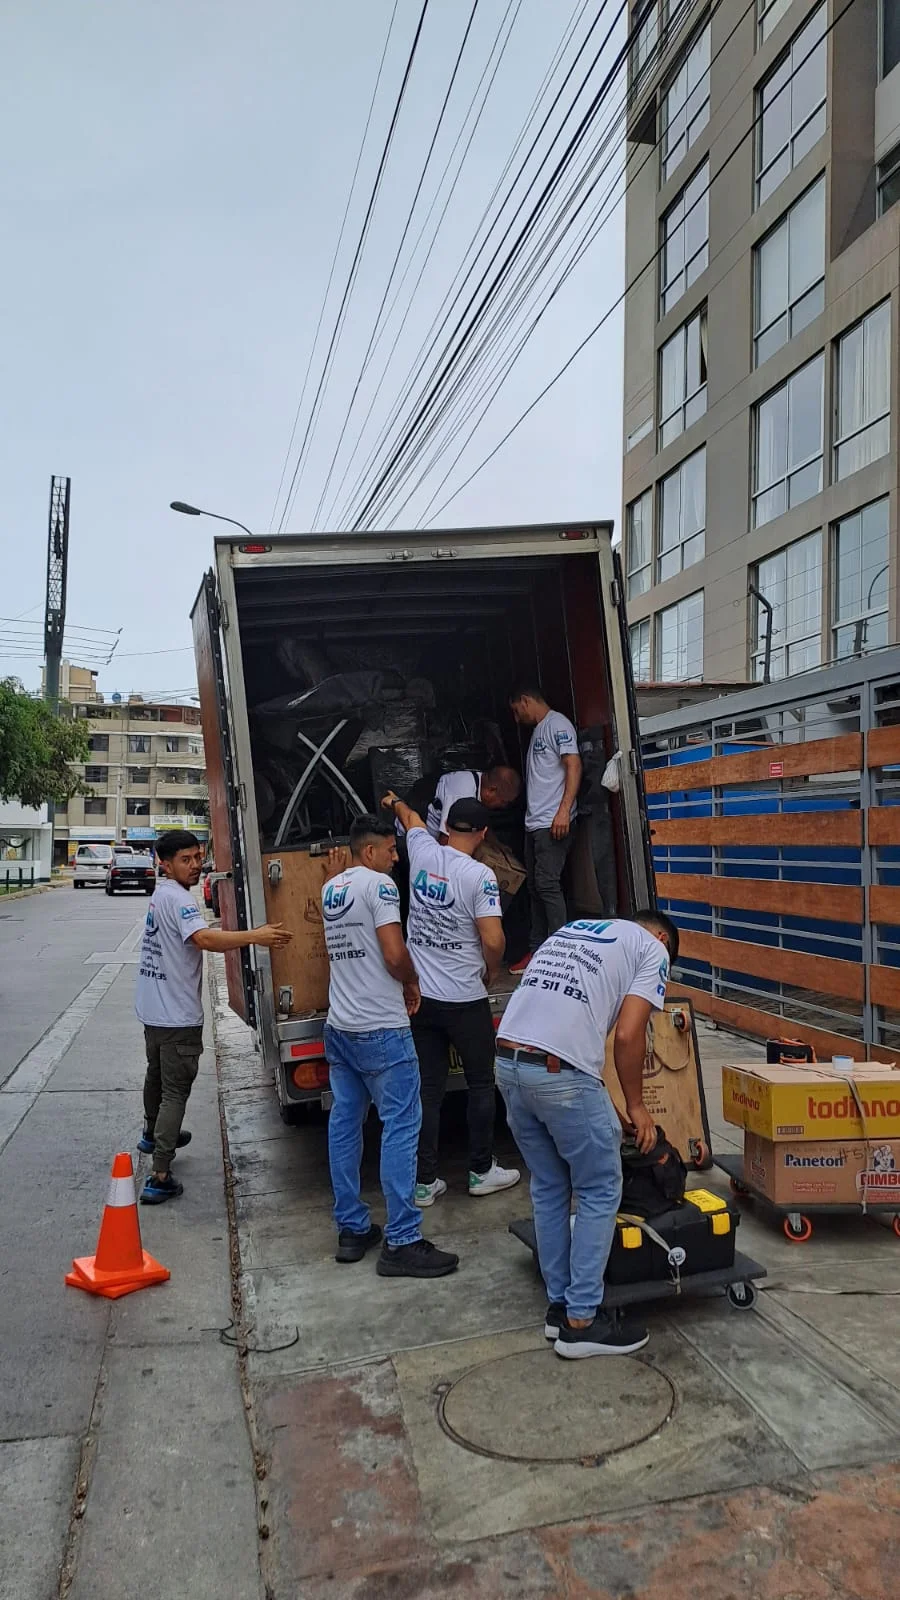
left=508, top=1218, right=767, bottom=1312
left=714, top=1152, right=900, bottom=1243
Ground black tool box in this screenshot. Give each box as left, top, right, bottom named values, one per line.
left=605, top=1188, right=739, bottom=1285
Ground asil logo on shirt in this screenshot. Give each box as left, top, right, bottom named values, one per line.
left=323, top=880, right=355, bottom=920
left=378, top=883, right=400, bottom=902
left=145, top=905, right=156, bottom=932
left=412, top=869, right=455, bottom=908
left=556, top=919, right=618, bottom=946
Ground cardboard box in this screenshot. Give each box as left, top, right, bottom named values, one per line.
left=743, top=1131, right=900, bottom=1207
left=722, top=1062, right=900, bottom=1142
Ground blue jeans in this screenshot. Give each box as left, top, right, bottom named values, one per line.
left=323, top=1024, right=423, bottom=1248
left=496, top=1058, right=622, bottom=1321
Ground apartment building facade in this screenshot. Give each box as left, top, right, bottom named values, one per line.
left=52, top=663, right=209, bottom=865
left=622, top=0, right=899, bottom=684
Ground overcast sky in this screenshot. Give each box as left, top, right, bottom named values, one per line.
left=1, top=0, right=625, bottom=698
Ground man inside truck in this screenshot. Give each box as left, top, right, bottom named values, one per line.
left=495, top=910, right=678, bottom=1359
left=383, top=792, right=521, bottom=1205
left=508, top=685, right=583, bottom=974
left=423, top=765, right=521, bottom=842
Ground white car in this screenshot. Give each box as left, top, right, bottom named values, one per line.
left=73, top=843, right=115, bottom=887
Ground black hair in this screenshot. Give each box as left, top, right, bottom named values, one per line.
left=349, top=813, right=395, bottom=853
left=634, top=907, right=679, bottom=965
left=156, top=829, right=201, bottom=861
left=508, top=683, right=544, bottom=704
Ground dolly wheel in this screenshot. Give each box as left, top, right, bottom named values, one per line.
left=726, top=1281, right=756, bottom=1310
left=784, top=1213, right=813, bottom=1243
left=730, top=1177, right=748, bottom=1197
left=892, top=1214, right=900, bottom=1239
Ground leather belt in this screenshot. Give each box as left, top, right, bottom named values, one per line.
left=496, top=1039, right=576, bottom=1073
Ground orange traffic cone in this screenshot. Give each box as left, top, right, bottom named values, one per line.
left=66, top=1152, right=170, bottom=1299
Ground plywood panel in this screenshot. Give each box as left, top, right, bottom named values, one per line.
left=679, top=930, right=864, bottom=1002
left=603, top=1001, right=710, bottom=1166
left=651, top=812, right=862, bottom=847
left=657, top=872, right=862, bottom=923
left=866, top=726, right=900, bottom=769
left=645, top=734, right=862, bottom=794
left=674, top=982, right=889, bottom=1063
left=261, top=847, right=351, bottom=1017
left=868, top=807, right=900, bottom=845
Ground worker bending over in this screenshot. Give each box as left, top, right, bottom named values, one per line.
left=496, top=911, right=678, bottom=1358
left=425, top=765, right=521, bottom=842
left=384, top=791, right=520, bottom=1204
left=321, top=814, right=459, bottom=1279
left=508, top=685, right=582, bottom=973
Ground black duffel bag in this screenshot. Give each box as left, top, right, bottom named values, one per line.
left=620, top=1127, right=687, bottom=1218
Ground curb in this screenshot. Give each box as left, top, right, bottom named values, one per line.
left=0, top=879, right=68, bottom=902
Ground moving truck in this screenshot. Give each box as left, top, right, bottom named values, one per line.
left=191, top=521, right=656, bottom=1119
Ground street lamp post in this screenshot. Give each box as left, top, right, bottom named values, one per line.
left=170, top=502, right=256, bottom=540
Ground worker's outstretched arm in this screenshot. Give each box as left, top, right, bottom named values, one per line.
left=191, top=923, right=292, bottom=952
left=381, top=790, right=426, bottom=834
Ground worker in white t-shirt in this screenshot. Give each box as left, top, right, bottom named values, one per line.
left=496, top=910, right=678, bottom=1360
left=383, top=791, right=520, bottom=1205
left=321, top=814, right=459, bottom=1280
left=425, top=766, right=521, bottom=841
left=508, top=685, right=583, bottom=973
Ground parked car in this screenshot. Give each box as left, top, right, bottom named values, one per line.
left=202, top=863, right=221, bottom=917
left=105, top=850, right=156, bottom=895
left=73, top=843, right=115, bottom=888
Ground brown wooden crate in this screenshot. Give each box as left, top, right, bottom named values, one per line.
left=679, top=930, right=864, bottom=1001
left=644, top=733, right=862, bottom=794
left=868, top=807, right=900, bottom=845
left=869, top=964, right=900, bottom=1009
left=674, top=983, right=890, bottom=1063
left=866, top=726, right=900, bottom=769
left=657, top=872, right=862, bottom=923
left=868, top=885, right=900, bottom=926
left=651, top=812, right=862, bottom=846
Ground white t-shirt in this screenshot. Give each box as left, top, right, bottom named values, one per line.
left=499, top=919, right=669, bottom=1079
left=135, top=880, right=206, bottom=1029
left=406, top=828, right=501, bottom=1003
left=322, top=865, right=409, bottom=1033
left=426, top=770, right=481, bottom=838
left=525, top=710, right=579, bottom=831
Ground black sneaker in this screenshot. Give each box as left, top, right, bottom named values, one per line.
left=544, top=1302, right=567, bottom=1340
left=140, top=1172, right=184, bottom=1205
left=335, top=1223, right=382, bottom=1264
left=137, top=1128, right=192, bottom=1155
left=553, top=1311, right=649, bottom=1359
left=375, top=1238, right=459, bottom=1279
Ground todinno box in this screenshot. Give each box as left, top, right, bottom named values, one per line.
left=722, top=1063, right=900, bottom=1142
left=743, top=1131, right=900, bottom=1207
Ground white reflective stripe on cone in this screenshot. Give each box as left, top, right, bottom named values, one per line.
left=105, top=1175, right=136, bottom=1208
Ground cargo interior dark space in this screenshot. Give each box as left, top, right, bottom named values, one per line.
left=233, top=551, right=628, bottom=922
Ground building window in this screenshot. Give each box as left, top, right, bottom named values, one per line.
left=630, top=618, right=651, bottom=681
left=877, top=143, right=900, bottom=214
left=883, top=0, right=900, bottom=77
left=128, top=735, right=149, bottom=754
left=659, top=447, right=705, bottom=580
left=632, top=0, right=660, bottom=83
left=756, top=6, right=826, bottom=205
left=657, top=591, right=704, bottom=680
left=84, top=799, right=108, bottom=818
left=753, top=354, right=823, bottom=527
left=660, top=160, right=709, bottom=315
left=188, top=739, right=203, bottom=756
left=754, top=176, right=825, bottom=365
left=626, top=491, right=653, bottom=599
left=661, top=22, right=710, bottom=182
left=165, top=736, right=180, bottom=753
left=126, top=799, right=150, bottom=817
left=752, top=531, right=822, bottom=680
left=834, top=302, right=891, bottom=481
left=130, top=766, right=150, bottom=784
left=659, top=306, right=707, bottom=446
left=832, top=498, right=890, bottom=658
left=83, top=766, right=108, bottom=785
left=164, top=799, right=181, bottom=816
left=758, top=0, right=792, bottom=42
left=88, top=733, right=109, bottom=753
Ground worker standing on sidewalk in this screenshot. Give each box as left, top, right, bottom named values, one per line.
left=321, top=814, right=459, bottom=1279
left=508, top=685, right=582, bottom=974
left=383, top=791, right=520, bottom=1205
left=495, top=911, right=678, bottom=1359
left=136, top=829, right=292, bottom=1205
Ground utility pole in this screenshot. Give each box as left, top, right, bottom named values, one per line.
left=44, top=476, right=71, bottom=712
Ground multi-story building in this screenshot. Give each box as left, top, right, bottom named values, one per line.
left=51, top=663, right=209, bottom=865
left=622, top=0, right=898, bottom=684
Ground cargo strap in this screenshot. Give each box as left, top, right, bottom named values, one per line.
left=618, top=1213, right=686, bottom=1291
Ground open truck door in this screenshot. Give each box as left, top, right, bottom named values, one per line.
left=191, top=569, right=256, bottom=1025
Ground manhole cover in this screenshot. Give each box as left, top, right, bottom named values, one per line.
left=438, top=1349, right=675, bottom=1466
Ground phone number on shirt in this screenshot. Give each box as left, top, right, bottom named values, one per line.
left=519, top=974, right=588, bottom=1004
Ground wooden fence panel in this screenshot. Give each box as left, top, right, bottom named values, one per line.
left=679, top=930, right=864, bottom=1002
left=645, top=733, right=862, bottom=794
left=657, top=872, right=862, bottom=923
left=651, top=812, right=862, bottom=847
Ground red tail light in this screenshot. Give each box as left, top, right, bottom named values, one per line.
left=292, top=1060, right=330, bottom=1090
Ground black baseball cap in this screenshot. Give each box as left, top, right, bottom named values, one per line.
left=446, top=798, right=490, bottom=833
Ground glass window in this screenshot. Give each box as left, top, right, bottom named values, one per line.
left=165, top=736, right=180, bottom=753
left=83, top=766, right=108, bottom=785
left=661, top=23, right=710, bottom=181
left=630, top=618, right=651, bottom=681
left=754, top=177, right=825, bottom=364
left=84, top=799, right=108, bottom=818
left=659, top=306, right=708, bottom=446
left=660, top=161, right=709, bottom=315
left=128, top=735, right=149, bottom=754
left=657, top=591, right=704, bottom=680
left=834, top=302, right=891, bottom=480
left=130, top=766, right=150, bottom=783
left=756, top=6, right=826, bottom=205
left=832, top=498, right=890, bottom=657
left=88, top=733, right=109, bottom=753
left=165, top=799, right=181, bottom=816
left=658, top=447, right=706, bottom=580
left=627, top=491, right=653, bottom=598
left=758, top=0, right=792, bottom=41
left=751, top=531, right=822, bottom=680
left=877, top=143, right=900, bottom=214
left=632, top=0, right=660, bottom=83
left=753, top=354, right=824, bottom=526
left=883, top=0, right=900, bottom=77
left=126, top=799, right=150, bottom=817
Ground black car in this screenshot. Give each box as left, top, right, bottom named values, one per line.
left=106, top=850, right=156, bottom=895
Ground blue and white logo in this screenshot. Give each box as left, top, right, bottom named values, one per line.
left=180, top=905, right=196, bottom=920
left=555, top=919, right=617, bottom=947
left=145, top=905, right=156, bottom=932
left=323, top=880, right=355, bottom=921
left=378, top=883, right=400, bottom=902
left=412, top=869, right=455, bottom=908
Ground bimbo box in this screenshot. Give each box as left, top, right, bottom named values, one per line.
left=722, top=1062, right=900, bottom=1143
left=743, top=1132, right=900, bottom=1207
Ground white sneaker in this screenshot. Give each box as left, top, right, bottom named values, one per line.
left=468, top=1161, right=521, bottom=1196
left=415, top=1178, right=447, bottom=1207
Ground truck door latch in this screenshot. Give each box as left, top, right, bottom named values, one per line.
left=267, top=858, right=283, bottom=886
left=277, top=985, right=293, bottom=1017
left=386, top=549, right=413, bottom=561
left=430, top=547, right=458, bottom=559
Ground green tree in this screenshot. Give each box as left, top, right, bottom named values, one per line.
left=0, top=678, right=91, bottom=809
